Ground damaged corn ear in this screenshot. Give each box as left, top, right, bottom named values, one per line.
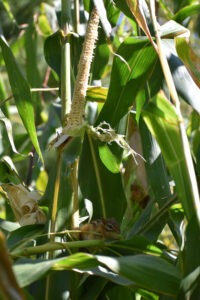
left=64, top=7, right=99, bottom=131
left=51, top=7, right=143, bottom=164
left=1, top=183, right=46, bottom=226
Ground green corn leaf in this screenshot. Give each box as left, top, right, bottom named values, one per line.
left=142, top=92, right=199, bottom=221
left=173, top=4, right=200, bottom=24
left=79, top=134, right=126, bottom=222
left=175, top=37, right=200, bottom=88
left=44, top=30, right=62, bottom=77
left=97, top=254, right=181, bottom=297
left=96, top=38, right=158, bottom=128
left=86, top=86, right=108, bottom=103
left=13, top=253, right=98, bottom=287
left=0, top=36, right=44, bottom=166
left=98, top=143, right=121, bottom=174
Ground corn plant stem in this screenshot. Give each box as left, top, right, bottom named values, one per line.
left=0, top=88, right=59, bottom=107
left=61, top=0, right=71, bottom=122
left=10, top=240, right=105, bottom=257
left=31, top=87, right=59, bottom=92
left=71, top=159, right=79, bottom=229
left=74, top=0, right=80, bottom=34
left=10, top=238, right=166, bottom=259
left=149, top=0, right=200, bottom=224
left=45, top=277, right=50, bottom=300
left=88, top=133, right=106, bottom=218
left=45, top=150, right=62, bottom=300
left=50, top=150, right=62, bottom=243
left=61, top=37, right=71, bottom=121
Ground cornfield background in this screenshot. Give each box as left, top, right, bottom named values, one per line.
left=0, top=0, right=200, bottom=299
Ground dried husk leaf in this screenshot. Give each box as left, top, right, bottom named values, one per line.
left=1, top=183, right=46, bottom=226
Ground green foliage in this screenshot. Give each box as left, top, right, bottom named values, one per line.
left=0, top=1, right=200, bottom=299
left=96, top=38, right=158, bottom=127
left=142, top=93, right=196, bottom=221
left=0, top=36, right=43, bottom=165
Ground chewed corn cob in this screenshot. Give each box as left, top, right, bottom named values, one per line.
left=65, top=7, right=99, bottom=129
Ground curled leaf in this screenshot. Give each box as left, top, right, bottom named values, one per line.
left=0, top=109, right=24, bottom=156
left=126, top=0, right=158, bottom=52
left=0, top=35, right=44, bottom=166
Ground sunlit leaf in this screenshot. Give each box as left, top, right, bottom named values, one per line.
left=13, top=253, right=98, bottom=287
left=76, top=265, right=132, bottom=286
left=39, top=2, right=57, bottom=34
left=93, top=0, right=112, bottom=37
left=160, top=20, right=189, bottom=38
left=175, top=37, right=200, bottom=87
left=142, top=92, right=198, bottom=221
left=98, top=143, right=120, bottom=173
left=36, top=170, right=48, bottom=192
left=1, top=0, right=16, bottom=25
left=173, top=4, right=200, bottom=24
left=162, top=39, right=200, bottom=113
left=97, top=38, right=158, bottom=127
left=97, top=254, right=181, bottom=296
left=104, top=0, right=120, bottom=26
left=86, top=86, right=108, bottom=103
left=125, top=0, right=157, bottom=52
left=0, top=219, right=20, bottom=232
left=38, top=3, right=54, bottom=36
left=38, top=14, right=53, bottom=36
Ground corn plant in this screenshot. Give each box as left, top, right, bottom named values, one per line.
left=0, top=0, right=200, bottom=299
